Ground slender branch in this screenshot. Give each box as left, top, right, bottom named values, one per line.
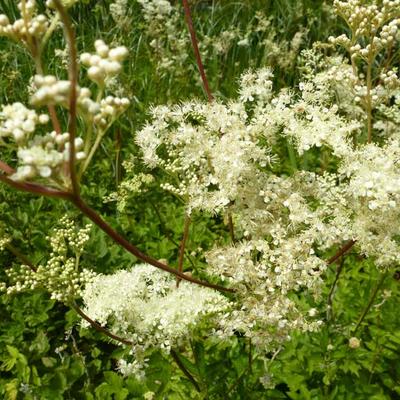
left=366, top=57, right=373, bottom=143
left=170, top=349, right=201, bottom=392
left=47, top=105, right=62, bottom=135
left=71, top=195, right=234, bottom=293
left=352, top=273, right=387, bottom=334
left=115, top=129, right=122, bottom=187
left=0, top=170, right=233, bottom=292
left=248, top=338, right=252, bottom=373
left=0, top=173, right=70, bottom=199
left=227, top=212, right=235, bottom=243
left=5, top=243, right=37, bottom=272
left=52, top=0, right=79, bottom=195
left=182, top=0, right=213, bottom=102
left=0, top=161, right=15, bottom=175
left=177, top=214, right=191, bottom=287
left=227, top=352, right=260, bottom=395
left=328, top=240, right=355, bottom=266
left=327, top=256, right=345, bottom=321
left=72, top=303, right=134, bottom=346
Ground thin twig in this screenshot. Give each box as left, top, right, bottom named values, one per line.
left=177, top=214, right=191, bottom=287
left=227, top=353, right=258, bottom=394
left=3, top=241, right=134, bottom=346
left=182, top=0, right=213, bottom=102
left=170, top=349, right=201, bottom=392
left=5, top=243, right=37, bottom=272
left=52, top=0, right=79, bottom=195
left=228, top=212, right=235, bottom=243
left=352, top=273, right=387, bottom=335
left=328, top=240, right=355, bottom=266
left=115, top=129, right=122, bottom=187
left=0, top=173, right=71, bottom=199
left=0, top=161, right=15, bottom=175
left=149, top=200, right=197, bottom=270
left=72, top=303, right=134, bottom=346
left=327, top=256, right=345, bottom=321
left=0, top=170, right=233, bottom=292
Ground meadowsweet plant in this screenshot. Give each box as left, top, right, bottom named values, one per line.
left=1, top=0, right=400, bottom=396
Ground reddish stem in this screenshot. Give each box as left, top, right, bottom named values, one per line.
left=71, top=195, right=233, bottom=292
left=72, top=304, right=134, bottom=345
left=0, top=161, right=15, bottom=175
left=0, top=173, right=70, bottom=199
left=182, top=0, right=214, bottom=102
left=328, top=240, right=356, bottom=265
left=47, top=105, right=62, bottom=135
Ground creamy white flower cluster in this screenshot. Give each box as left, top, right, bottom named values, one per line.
left=239, top=68, right=274, bottom=104
left=80, top=40, right=128, bottom=86
left=137, top=0, right=172, bottom=18
left=31, top=75, right=77, bottom=107
left=134, top=52, right=400, bottom=351
left=327, top=0, right=400, bottom=116
left=0, top=102, right=49, bottom=143
left=13, top=131, right=85, bottom=181
left=82, top=264, right=229, bottom=378
left=1, top=217, right=95, bottom=302
left=136, top=100, right=272, bottom=213
left=110, top=0, right=131, bottom=29
left=281, top=81, right=360, bottom=156
left=0, top=101, right=87, bottom=181
left=0, top=1, right=48, bottom=43
left=207, top=238, right=325, bottom=347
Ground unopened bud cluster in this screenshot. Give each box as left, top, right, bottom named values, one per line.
left=31, top=75, right=76, bottom=107
left=1, top=218, right=95, bottom=302
left=0, top=236, right=11, bottom=251
left=80, top=40, right=128, bottom=85
left=0, top=102, right=49, bottom=143
left=0, top=1, right=48, bottom=43
left=94, top=96, right=130, bottom=127
left=330, top=0, right=400, bottom=60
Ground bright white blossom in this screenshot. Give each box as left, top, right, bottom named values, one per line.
left=82, top=264, right=229, bottom=378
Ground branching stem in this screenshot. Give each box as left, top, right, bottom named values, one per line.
left=71, top=195, right=232, bottom=292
